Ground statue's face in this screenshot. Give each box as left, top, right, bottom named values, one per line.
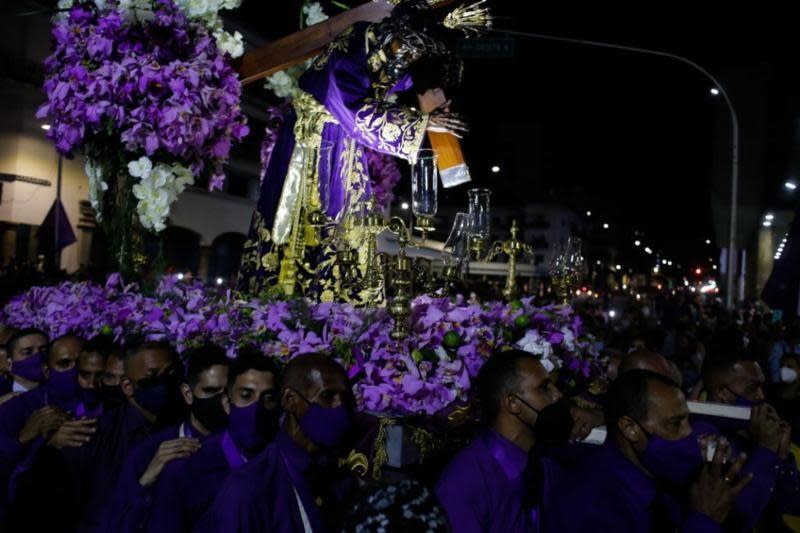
left=369, top=16, right=445, bottom=77
left=386, top=31, right=446, bottom=80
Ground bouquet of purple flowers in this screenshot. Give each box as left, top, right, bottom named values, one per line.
left=2, top=276, right=601, bottom=416
left=37, top=0, right=248, bottom=235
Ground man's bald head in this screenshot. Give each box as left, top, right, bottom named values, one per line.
left=619, top=349, right=682, bottom=387
left=281, top=353, right=347, bottom=399
left=281, top=353, right=351, bottom=453
left=619, top=349, right=672, bottom=379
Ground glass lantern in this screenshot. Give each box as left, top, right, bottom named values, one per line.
left=411, top=148, right=438, bottom=237
left=467, top=188, right=491, bottom=256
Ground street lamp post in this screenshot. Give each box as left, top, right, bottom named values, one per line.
left=493, top=29, right=740, bottom=308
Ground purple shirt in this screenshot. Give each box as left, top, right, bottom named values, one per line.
left=2, top=402, right=154, bottom=532
left=74, top=403, right=157, bottom=531
left=98, top=419, right=206, bottom=533
left=207, top=429, right=327, bottom=533
left=436, top=429, right=550, bottom=533
left=546, top=440, right=720, bottom=533
left=0, top=384, right=80, bottom=517
left=147, top=430, right=252, bottom=533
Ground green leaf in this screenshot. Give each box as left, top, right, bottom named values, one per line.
left=330, top=1, right=350, bottom=10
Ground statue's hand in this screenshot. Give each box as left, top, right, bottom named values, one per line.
left=427, top=109, right=469, bottom=138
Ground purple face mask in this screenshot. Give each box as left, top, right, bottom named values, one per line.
left=47, top=366, right=81, bottom=403
left=296, top=392, right=350, bottom=450
left=12, top=353, right=46, bottom=384
left=229, top=402, right=280, bottom=455
left=636, top=420, right=703, bottom=487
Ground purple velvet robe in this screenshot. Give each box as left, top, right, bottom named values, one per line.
left=97, top=419, right=207, bottom=533
left=147, top=430, right=257, bottom=533
left=206, top=429, right=332, bottom=533
left=238, top=22, right=428, bottom=295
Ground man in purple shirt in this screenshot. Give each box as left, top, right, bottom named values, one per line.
left=548, top=369, right=752, bottom=533
left=0, top=334, right=85, bottom=505
left=4, top=328, right=49, bottom=395
left=98, top=343, right=231, bottom=532
left=701, top=342, right=800, bottom=530
left=0, top=340, right=180, bottom=532
left=147, top=348, right=281, bottom=532
left=98, top=346, right=126, bottom=409
left=208, top=353, right=354, bottom=533
left=436, top=349, right=568, bottom=533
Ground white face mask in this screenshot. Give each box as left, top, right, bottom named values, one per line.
left=781, top=366, right=799, bottom=384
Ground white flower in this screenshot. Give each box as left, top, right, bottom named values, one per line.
left=130, top=162, right=195, bottom=233
left=85, top=159, right=108, bottom=220
left=515, top=330, right=553, bottom=360
left=214, top=29, right=244, bottom=58
left=128, top=156, right=153, bottom=178
left=303, top=2, right=328, bottom=26
left=118, top=0, right=155, bottom=22
left=434, top=346, right=449, bottom=361
left=540, top=358, right=556, bottom=373
left=265, top=71, right=299, bottom=99
left=54, top=0, right=75, bottom=21
left=560, top=326, right=576, bottom=351
left=184, top=0, right=212, bottom=18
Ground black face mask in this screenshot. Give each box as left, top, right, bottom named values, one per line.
left=191, top=392, right=229, bottom=434
left=100, top=384, right=127, bottom=408
left=532, top=399, right=575, bottom=446
left=134, top=372, right=185, bottom=425
left=513, top=395, right=575, bottom=446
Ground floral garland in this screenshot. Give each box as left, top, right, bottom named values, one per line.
left=1, top=276, right=601, bottom=416
left=37, top=0, right=249, bottom=233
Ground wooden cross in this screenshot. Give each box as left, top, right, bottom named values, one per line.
left=237, top=0, right=458, bottom=85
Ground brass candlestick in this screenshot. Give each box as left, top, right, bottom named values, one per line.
left=362, top=202, right=387, bottom=291
left=335, top=245, right=359, bottom=294
left=441, top=264, right=460, bottom=293
left=470, top=235, right=485, bottom=260
left=413, top=215, right=435, bottom=243
left=486, top=220, right=534, bottom=301
left=386, top=217, right=413, bottom=340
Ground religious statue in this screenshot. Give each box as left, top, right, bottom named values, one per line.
left=237, top=0, right=492, bottom=302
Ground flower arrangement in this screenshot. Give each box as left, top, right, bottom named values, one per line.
left=2, top=276, right=601, bottom=416
left=36, top=0, right=249, bottom=243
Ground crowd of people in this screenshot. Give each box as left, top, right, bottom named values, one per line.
left=0, top=291, right=798, bottom=532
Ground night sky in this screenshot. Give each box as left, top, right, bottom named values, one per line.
left=224, top=2, right=800, bottom=272
left=453, top=4, right=800, bottom=269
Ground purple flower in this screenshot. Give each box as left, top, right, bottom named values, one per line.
left=1, top=274, right=600, bottom=416
left=37, top=0, right=248, bottom=193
